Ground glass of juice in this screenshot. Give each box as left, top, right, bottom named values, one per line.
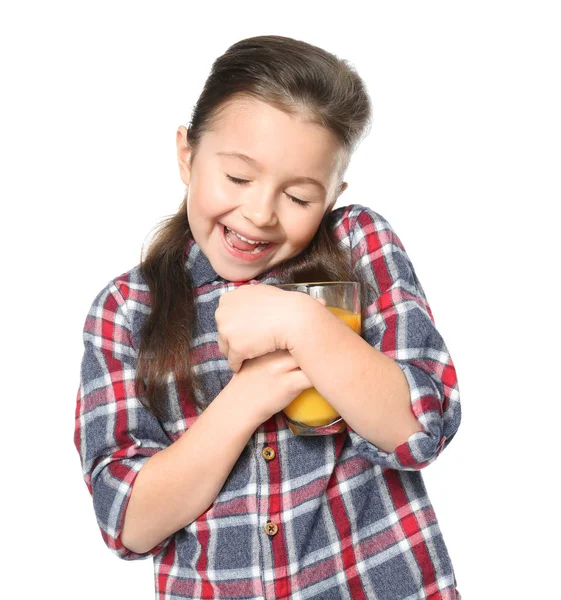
left=272, top=281, right=362, bottom=436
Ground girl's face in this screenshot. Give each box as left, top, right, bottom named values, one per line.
left=176, top=96, right=348, bottom=282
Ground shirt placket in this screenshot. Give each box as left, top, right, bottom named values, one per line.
left=255, top=416, right=292, bottom=600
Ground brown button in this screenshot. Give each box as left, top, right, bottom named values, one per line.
left=265, top=521, right=278, bottom=536
left=262, top=446, right=276, bottom=461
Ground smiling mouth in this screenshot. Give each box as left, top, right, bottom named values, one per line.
left=224, top=226, right=271, bottom=249
left=223, top=224, right=273, bottom=244
left=223, top=225, right=274, bottom=255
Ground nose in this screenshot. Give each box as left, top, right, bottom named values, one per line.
left=239, top=190, right=279, bottom=229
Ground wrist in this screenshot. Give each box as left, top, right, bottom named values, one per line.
left=226, top=370, right=268, bottom=429
left=283, top=291, right=323, bottom=353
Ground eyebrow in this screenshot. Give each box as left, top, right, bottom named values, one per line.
left=217, top=151, right=327, bottom=194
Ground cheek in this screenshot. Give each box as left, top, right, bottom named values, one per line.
left=285, top=218, right=321, bottom=246
left=202, top=174, right=233, bottom=213
left=190, top=179, right=225, bottom=219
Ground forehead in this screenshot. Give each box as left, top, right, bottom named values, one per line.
left=204, top=96, right=344, bottom=177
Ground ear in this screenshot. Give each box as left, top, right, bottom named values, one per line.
left=176, top=125, right=193, bottom=186
left=327, top=181, right=348, bottom=211
left=337, top=181, right=348, bottom=197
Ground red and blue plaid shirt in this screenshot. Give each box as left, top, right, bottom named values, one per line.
left=74, top=204, right=462, bottom=599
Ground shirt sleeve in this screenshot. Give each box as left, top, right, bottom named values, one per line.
left=345, top=204, right=462, bottom=471
left=74, top=280, right=173, bottom=560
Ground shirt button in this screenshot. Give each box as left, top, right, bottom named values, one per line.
left=265, top=521, right=279, bottom=536
left=262, top=446, right=276, bottom=461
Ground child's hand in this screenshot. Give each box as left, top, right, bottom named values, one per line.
left=215, top=284, right=325, bottom=373
left=230, top=349, right=313, bottom=425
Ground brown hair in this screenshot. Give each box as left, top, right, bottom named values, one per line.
left=136, top=35, right=373, bottom=419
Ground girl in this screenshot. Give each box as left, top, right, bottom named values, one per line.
left=74, top=35, right=462, bottom=599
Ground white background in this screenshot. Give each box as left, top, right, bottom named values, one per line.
left=2, top=1, right=559, bottom=598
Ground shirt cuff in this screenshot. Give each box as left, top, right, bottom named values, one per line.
left=92, top=455, right=172, bottom=561
left=346, top=361, right=453, bottom=471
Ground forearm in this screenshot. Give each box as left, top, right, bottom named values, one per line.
left=288, top=296, right=422, bottom=453
left=121, top=378, right=260, bottom=554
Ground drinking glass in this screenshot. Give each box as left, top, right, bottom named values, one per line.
left=272, top=282, right=362, bottom=436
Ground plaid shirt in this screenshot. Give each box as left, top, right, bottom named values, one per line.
left=74, top=203, right=462, bottom=599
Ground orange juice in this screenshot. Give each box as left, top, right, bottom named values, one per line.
left=282, top=306, right=361, bottom=426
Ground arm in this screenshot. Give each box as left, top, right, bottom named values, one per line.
left=75, top=281, right=170, bottom=560
left=74, top=280, right=261, bottom=558
left=287, top=205, right=461, bottom=471
left=288, top=295, right=422, bottom=453
left=121, top=377, right=260, bottom=554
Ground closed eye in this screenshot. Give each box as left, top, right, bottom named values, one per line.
left=226, top=174, right=311, bottom=208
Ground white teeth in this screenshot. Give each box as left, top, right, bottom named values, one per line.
left=226, top=227, right=267, bottom=245
left=225, top=229, right=269, bottom=254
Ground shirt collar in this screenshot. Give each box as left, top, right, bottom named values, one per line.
left=184, top=236, right=280, bottom=287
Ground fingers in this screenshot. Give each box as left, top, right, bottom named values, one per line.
left=243, top=349, right=297, bottom=370
left=271, top=350, right=305, bottom=376
left=289, top=368, right=312, bottom=393
left=229, top=358, right=242, bottom=374
left=217, top=331, right=228, bottom=357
